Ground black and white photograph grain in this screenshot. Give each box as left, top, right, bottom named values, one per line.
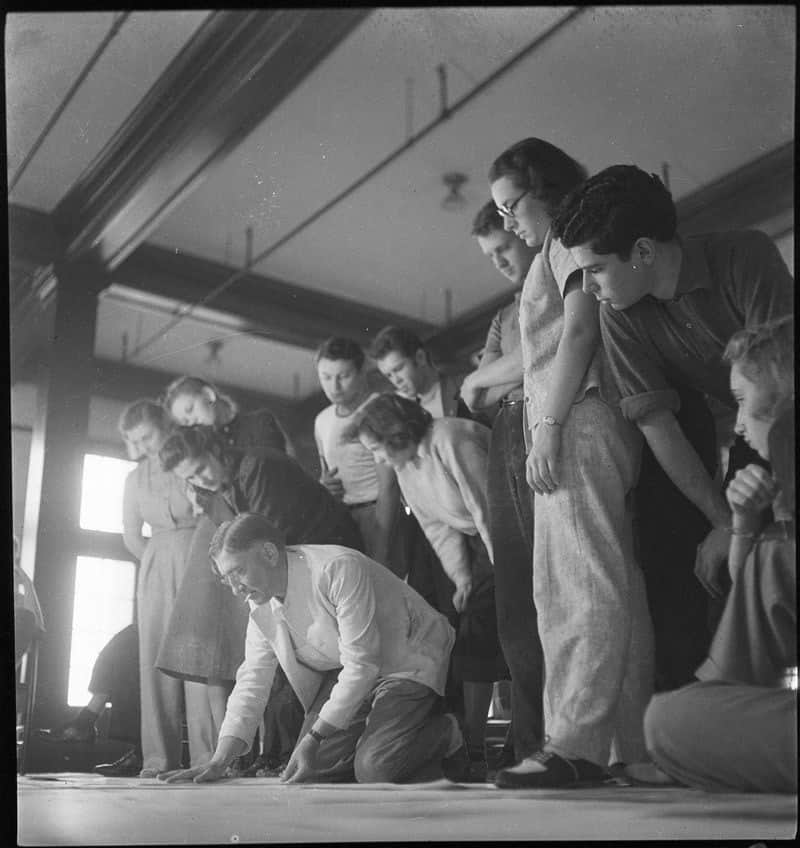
left=8, top=6, right=796, bottom=845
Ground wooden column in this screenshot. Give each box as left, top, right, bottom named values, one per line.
left=26, top=256, right=107, bottom=728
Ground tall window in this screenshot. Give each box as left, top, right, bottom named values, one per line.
left=67, top=557, right=136, bottom=705
left=67, top=453, right=148, bottom=706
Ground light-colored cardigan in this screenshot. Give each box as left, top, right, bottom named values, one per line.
left=396, top=417, right=494, bottom=582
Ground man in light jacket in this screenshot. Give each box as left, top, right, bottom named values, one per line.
left=159, top=512, right=460, bottom=784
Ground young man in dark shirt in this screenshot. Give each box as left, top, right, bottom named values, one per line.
left=552, top=164, right=793, bottom=599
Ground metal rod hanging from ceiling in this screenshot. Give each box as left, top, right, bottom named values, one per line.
left=9, top=12, right=131, bottom=194
left=126, top=6, right=588, bottom=364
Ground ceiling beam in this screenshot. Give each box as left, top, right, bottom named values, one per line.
left=10, top=203, right=439, bottom=356
left=13, top=352, right=290, bottom=415
left=677, top=141, right=794, bottom=236
left=117, top=242, right=439, bottom=352
left=52, top=9, right=371, bottom=270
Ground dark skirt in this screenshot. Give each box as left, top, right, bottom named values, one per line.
left=156, top=514, right=249, bottom=683
left=449, top=533, right=508, bottom=683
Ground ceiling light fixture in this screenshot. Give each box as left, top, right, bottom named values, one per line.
left=441, top=171, right=468, bottom=211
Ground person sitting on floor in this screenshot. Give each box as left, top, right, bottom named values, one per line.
left=158, top=513, right=463, bottom=785
left=37, top=625, right=143, bottom=777
left=643, top=316, right=796, bottom=793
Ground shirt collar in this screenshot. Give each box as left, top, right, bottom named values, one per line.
left=673, top=234, right=714, bottom=298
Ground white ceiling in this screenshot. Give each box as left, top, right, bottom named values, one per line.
left=6, top=6, right=796, bottom=400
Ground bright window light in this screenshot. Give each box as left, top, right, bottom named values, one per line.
left=67, top=557, right=136, bottom=706
left=80, top=454, right=151, bottom=537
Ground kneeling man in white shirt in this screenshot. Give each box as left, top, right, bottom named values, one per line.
left=160, top=512, right=461, bottom=784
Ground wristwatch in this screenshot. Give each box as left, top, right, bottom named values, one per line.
left=541, top=415, right=561, bottom=427
left=307, top=728, right=328, bottom=744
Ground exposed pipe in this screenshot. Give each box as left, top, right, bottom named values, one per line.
left=437, top=63, right=449, bottom=118
left=9, top=12, right=131, bottom=194
left=126, top=6, right=588, bottom=364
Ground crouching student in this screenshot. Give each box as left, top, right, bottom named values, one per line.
left=643, top=317, right=796, bottom=793
left=352, top=393, right=508, bottom=781
left=159, top=514, right=463, bottom=785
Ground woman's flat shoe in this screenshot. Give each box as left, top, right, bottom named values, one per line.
left=494, top=749, right=606, bottom=789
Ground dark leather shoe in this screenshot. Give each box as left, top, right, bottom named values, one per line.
left=442, top=742, right=471, bottom=782
left=94, top=749, right=142, bottom=777
left=494, top=749, right=606, bottom=789
left=35, top=723, right=96, bottom=744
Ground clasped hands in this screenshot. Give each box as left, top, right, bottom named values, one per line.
left=694, top=463, right=777, bottom=598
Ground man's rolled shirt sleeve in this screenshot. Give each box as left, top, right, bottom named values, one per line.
left=218, top=619, right=279, bottom=752
left=600, top=305, right=681, bottom=422
left=315, top=555, right=382, bottom=729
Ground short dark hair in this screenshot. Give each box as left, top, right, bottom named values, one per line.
left=209, top=513, right=286, bottom=564
left=159, top=425, right=226, bottom=471
left=552, top=165, right=677, bottom=259
left=368, top=326, right=426, bottom=362
left=471, top=201, right=505, bottom=237
left=315, top=337, right=365, bottom=369
left=488, top=138, right=588, bottom=217
left=348, top=393, right=432, bottom=451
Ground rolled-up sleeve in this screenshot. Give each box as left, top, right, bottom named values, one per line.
left=600, top=305, right=680, bottom=423
left=218, top=619, right=278, bottom=752
left=315, top=556, right=382, bottom=729
left=481, top=309, right=504, bottom=361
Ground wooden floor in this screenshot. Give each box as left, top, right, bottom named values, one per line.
left=17, top=772, right=797, bottom=844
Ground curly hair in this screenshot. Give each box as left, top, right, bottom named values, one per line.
left=315, top=337, right=365, bottom=369
left=723, top=315, right=794, bottom=417
left=346, top=393, right=432, bottom=450
left=552, top=164, right=677, bottom=258
left=488, top=138, right=588, bottom=218
left=158, top=424, right=228, bottom=472
left=471, top=200, right=505, bottom=237
left=368, top=326, right=426, bottom=362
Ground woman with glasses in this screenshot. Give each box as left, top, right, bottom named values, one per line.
left=118, top=399, right=215, bottom=777
left=488, top=139, right=654, bottom=788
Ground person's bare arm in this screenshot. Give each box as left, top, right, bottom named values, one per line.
left=527, top=282, right=600, bottom=494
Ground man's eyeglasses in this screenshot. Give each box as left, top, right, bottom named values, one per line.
left=212, top=561, right=247, bottom=587
left=495, top=189, right=530, bottom=219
